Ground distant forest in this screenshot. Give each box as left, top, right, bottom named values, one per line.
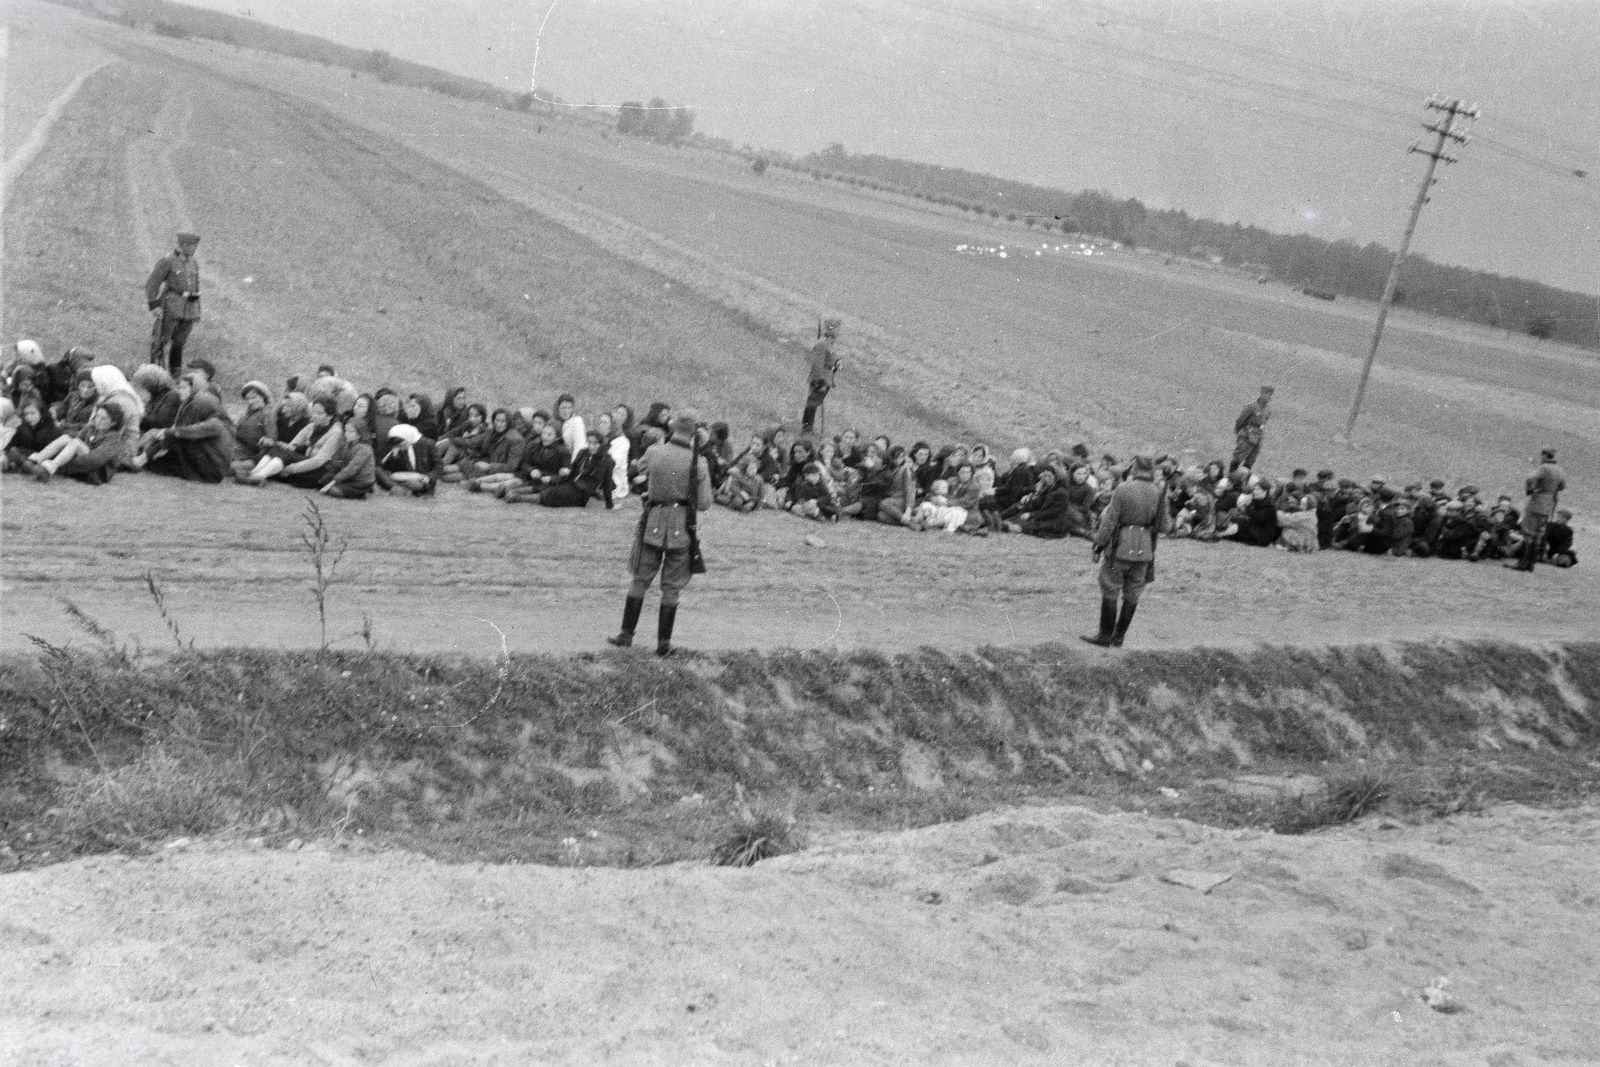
left=49, top=0, right=1598, bottom=350
left=774, top=145, right=1597, bottom=349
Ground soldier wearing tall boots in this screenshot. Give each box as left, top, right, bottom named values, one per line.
left=609, top=413, right=713, bottom=656
left=800, top=317, right=841, bottom=434
left=146, top=232, right=203, bottom=374
left=1082, top=454, right=1170, bottom=648
left=1230, top=384, right=1273, bottom=472
left=1511, top=447, right=1566, bottom=572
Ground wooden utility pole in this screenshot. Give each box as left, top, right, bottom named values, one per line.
left=1342, top=97, right=1479, bottom=441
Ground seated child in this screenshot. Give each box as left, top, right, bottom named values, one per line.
left=911, top=478, right=968, bottom=533
left=716, top=452, right=765, bottom=512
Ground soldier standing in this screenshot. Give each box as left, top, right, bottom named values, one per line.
left=609, top=413, right=712, bottom=656
left=1511, top=447, right=1566, bottom=572
left=1082, top=454, right=1170, bottom=648
left=1230, top=385, right=1273, bottom=472
left=801, top=317, right=841, bottom=434
left=145, top=232, right=202, bottom=374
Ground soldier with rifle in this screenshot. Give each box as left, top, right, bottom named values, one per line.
left=801, top=317, right=841, bottom=435
left=146, top=232, right=203, bottom=374
left=608, top=413, right=712, bottom=656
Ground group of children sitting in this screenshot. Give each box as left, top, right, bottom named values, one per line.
left=0, top=343, right=1577, bottom=568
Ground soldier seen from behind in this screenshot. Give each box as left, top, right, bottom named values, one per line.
left=146, top=231, right=202, bottom=374
left=1083, top=454, right=1170, bottom=648
left=609, top=413, right=713, bottom=656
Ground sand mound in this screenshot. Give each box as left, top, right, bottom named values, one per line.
left=4, top=802, right=1597, bottom=1065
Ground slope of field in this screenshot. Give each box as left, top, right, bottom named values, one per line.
left=5, top=802, right=1599, bottom=1065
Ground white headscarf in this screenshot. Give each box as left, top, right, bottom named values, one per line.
left=91, top=365, right=146, bottom=421
left=385, top=422, right=422, bottom=467
left=14, top=340, right=44, bottom=366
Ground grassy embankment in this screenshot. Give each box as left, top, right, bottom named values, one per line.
left=4, top=606, right=1597, bottom=871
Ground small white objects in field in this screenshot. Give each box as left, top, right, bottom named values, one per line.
left=164, top=837, right=191, bottom=850
left=340, top=670, right=352, bottom=678
left=377, top=307, right=387, bottom=314
left=1141, top=759, right=1155, bottom=772
left=286, top=838, right=304, bottom=851
left=804, top=534, right=827, bottom=548
left=242, top=276, right=254, bottom=284
left=586, top=829, right=599, bottom=839
left=524, top=294, right=530, bottom=299
left=1159, top=787, right=1181, bottom=799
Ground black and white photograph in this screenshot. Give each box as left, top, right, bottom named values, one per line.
left=1, top=0, right=1596, bottom=1061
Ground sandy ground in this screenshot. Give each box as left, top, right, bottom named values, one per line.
left=3, top=801, right=1598, bottom=1065
left=5, top=474, right=1598, bottom=656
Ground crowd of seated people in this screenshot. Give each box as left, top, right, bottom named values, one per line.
left=0, top=343, right=1577, bottom=568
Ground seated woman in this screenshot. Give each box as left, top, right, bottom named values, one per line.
left=439, top=402, right=489, bottom=473
left=849, top=450, right=892, bottom=519
left=539, top=430, right=615, bottom=508
left=1002, top=466, right=1073, bottom=537
left=787, top=462, right=840, bottom=522
left=606, top=405, right=633, bottom=501
left=90, top=366, right=146, bottom=469
left=132, top=365, right=180, bottom=450
left=947, top=462, right=986, bottom=533
left=376, top=423, right=441, bottom=496
left=52, top=369, right=99, bottom=437
left=230, top=381, right=275, bottom=477
left=23, top=403, right=126, bottom=483
left=776, top=440, right=816, bottom=507
left=716, top=452, right=766, bottom=512
left=402, top=393, right=440, bottom=441
left=4, top=398, right=58, bottom=473
left=1228, top=484, right=1281, bottom=547
left=877, top=446, right=918, bottom=525
left=370, top=390, right=402, bottom=444
left=1173, top=489, right=1218, bottom=541
left=239, top=397, right=341, bottom=487
left=992, top=448, right=1036, bottom=512
left=320, top=418, right=377, bottom=499
left=137, top=375, right=233, bottom=483
left=436, top=386, right=471, bottom=440
left=459, top=409, right=525, bottom=488
left=1276, top=495, right=1320, bottom=553
left=1061, top=465, right=1098, bottom=538
left=503, top=423, right=570, bottom=503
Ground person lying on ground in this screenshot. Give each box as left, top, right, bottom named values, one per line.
left=4, top=399, right=57, bottom=473
left=23, top=404, right=125, bottom=484
left=502, top=422, right=570, bottom=502
left=320, top=418, right=377, bottom=499
left=539, top=430, right=615, bottom=509
left=376, top=422, right=440, bottom=496
left=137, top=374, right=234, bottom=483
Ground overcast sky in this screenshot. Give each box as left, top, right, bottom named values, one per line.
left=197, top=0, right=1599, bottom=294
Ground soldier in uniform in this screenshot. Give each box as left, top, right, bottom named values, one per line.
left=145, top=232, right=202, bottom=374
left=1230, top=385, right=1273, bottom=472
left=801, top=317, right=841, bottom=434
left=1082, top=454, right=1170, bottom=648
left=609, top=413, right=713, bottom=656
left=1511, top=447, right=1566, bottom=572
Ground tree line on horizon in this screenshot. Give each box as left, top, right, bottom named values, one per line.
left=772, top=145, right=1595, bottom=349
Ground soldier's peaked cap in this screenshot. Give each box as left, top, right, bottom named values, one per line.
left=1541, top=447, right=1557, bottom=459
left=176, top=231, right=200, bottom=245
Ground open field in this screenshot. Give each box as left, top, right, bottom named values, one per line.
left=3, top=5, right=1600, bottom=1063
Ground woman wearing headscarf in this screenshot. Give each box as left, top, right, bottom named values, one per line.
left=140, top=374, right=234, bottom=482
left=437, top=386, right=470, bottom=439
left=402, top=393, right=440, bottom=440
left=230, top=381, right=276, bottom=479
left=132, top=364, right=179, bottom=432
left=375, top=422, right=440, bottom=496
left=90, top=365, right=146, bottom=468
left=240, top=397, right=341, bottom=486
